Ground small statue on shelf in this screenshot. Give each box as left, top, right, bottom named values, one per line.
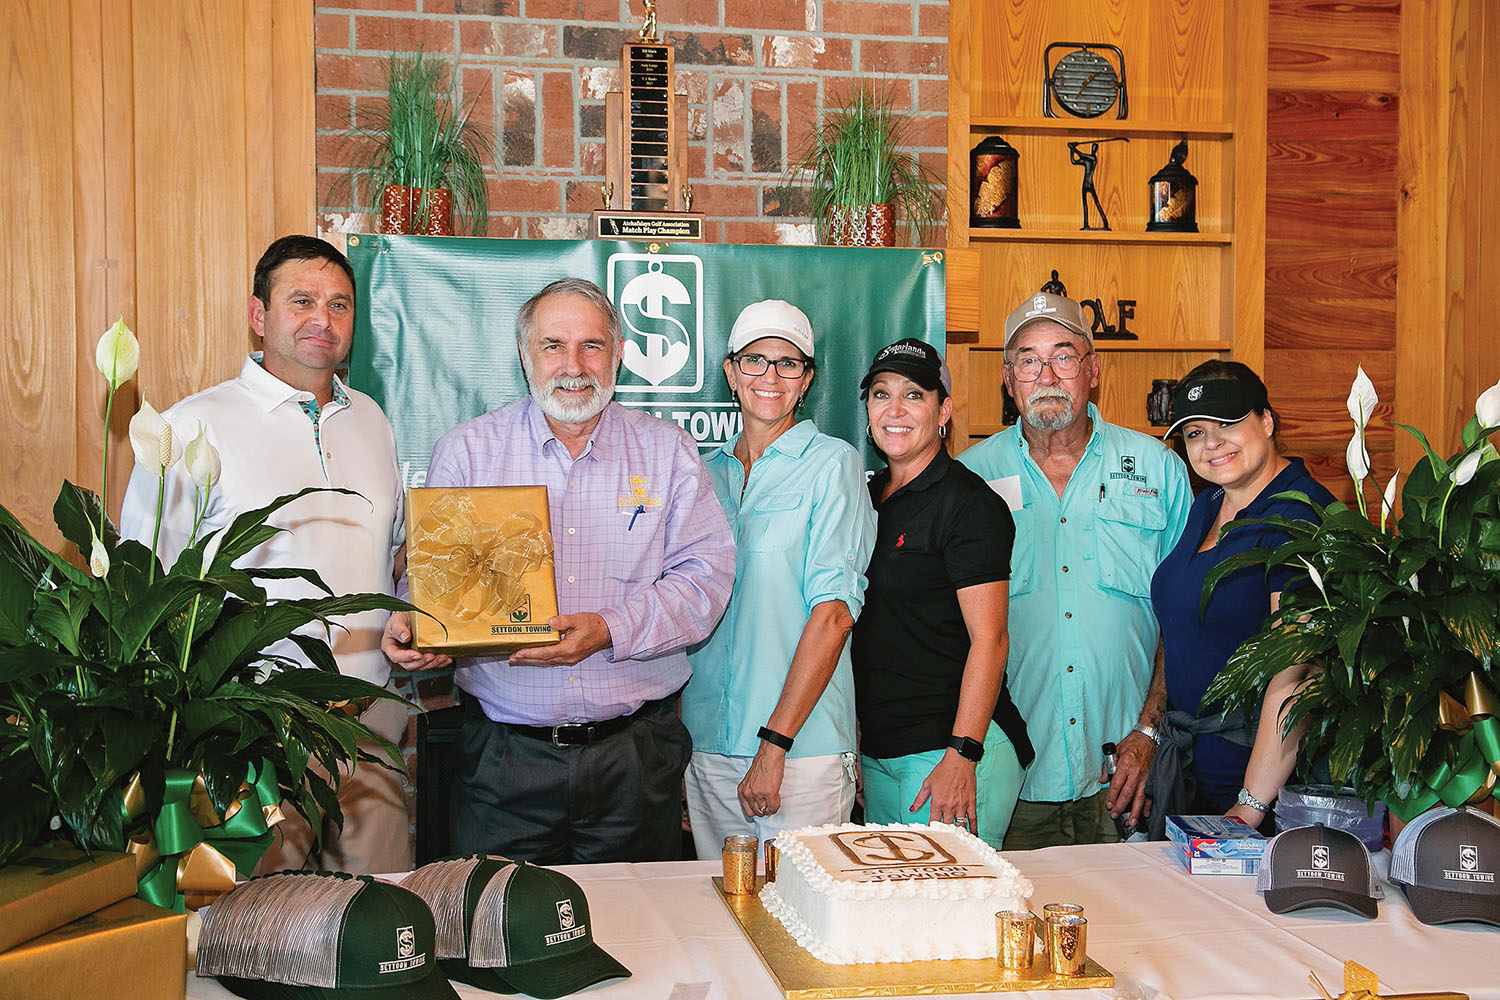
left=1067, top=137, right=1128, bottom=231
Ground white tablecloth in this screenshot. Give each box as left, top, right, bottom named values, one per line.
left=186, top=842, right=1496, bottom=1000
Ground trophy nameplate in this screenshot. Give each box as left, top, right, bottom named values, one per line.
left=591, top=2, right=705, bottom=241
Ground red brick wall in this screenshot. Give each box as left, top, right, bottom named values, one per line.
left=314, top=0, right=950, bottom=244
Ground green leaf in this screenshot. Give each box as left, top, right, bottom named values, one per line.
left=31, top=582, right=93, bottom=656
left=1393, top=422, right=1450, bottom=478
left=51, top=482, right=114, bottom=559
left=1433, top=593, right=1500, bottom=664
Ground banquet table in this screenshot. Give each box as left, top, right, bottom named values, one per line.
left=185, top=841, right=1497, bottom=1000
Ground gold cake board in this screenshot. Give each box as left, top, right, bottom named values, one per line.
left=713, top=877, right=1114, bottom=998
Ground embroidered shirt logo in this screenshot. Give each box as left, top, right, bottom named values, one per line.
left=1120, top=455, right=1136, bottom=475
left=896, top=533, right=905, bottom=548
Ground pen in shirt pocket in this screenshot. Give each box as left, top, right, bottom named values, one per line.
left=1099, top=483, right=1106, bottom=502
left=628, top=503, right=645, bottom=530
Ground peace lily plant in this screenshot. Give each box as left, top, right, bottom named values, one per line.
left=1203, top=367, right=1500, bottom=820
left=1, top=319, right=410, bottom=907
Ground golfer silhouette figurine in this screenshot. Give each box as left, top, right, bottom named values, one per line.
left=1067, top=137, right=1128, bottom=230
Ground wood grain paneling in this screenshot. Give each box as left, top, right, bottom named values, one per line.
left=2, top=0, right=78, bottom=545
left=1266, top=91, right=1397, bottom=141
left=2, top=0, right=316, bottom=541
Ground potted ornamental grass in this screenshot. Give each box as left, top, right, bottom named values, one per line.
left=1202, top=367, right=1500, bottom=821
left=791, top=84, right=944, bottom=247
left=358, top=49, right=491, bottom=236
left=0, top=319, right=410, bottom=909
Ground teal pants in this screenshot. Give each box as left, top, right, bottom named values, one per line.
left=861, top=722, right=1024, bottom=850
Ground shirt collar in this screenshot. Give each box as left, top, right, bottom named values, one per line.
left=523, top=395, right=622, bottom=460
left=712, top=418, right=817, bottom=465
left=242, top=353, right=348, bottom=415
left=875, top=447, right=952, bottom=502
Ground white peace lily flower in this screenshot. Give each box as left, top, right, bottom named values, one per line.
left=184, top=424, right=221, bottom=489
left=1346, top=365, right=1378, bottom=428
left=88, top=529, right=109, bottom=578
left=1476, top=378, right=1500, bottom=428
left=128, top=400, right=182, bottom=474
left=199, top=528, right=225, bottom=577
left=1345, top=432, right=1370, bottom=485
left=1451, top=449, right=1483, bottom=486
left=1298, top=556, right=1327, bottom=602
left=1379, top=468, right=1400, bottom=530
left=94, top=316, right=139, bottom=390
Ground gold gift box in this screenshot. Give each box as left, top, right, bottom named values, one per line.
left=0, top=844, right=137, bottom=954
left=406, top=486, right=563, bottom=654
left=0, top=897, right=186, bottom=1000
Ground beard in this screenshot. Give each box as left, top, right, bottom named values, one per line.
left=1019, top=385, right=1083, bottom=432
left=529, top=368, right=616, bottom=425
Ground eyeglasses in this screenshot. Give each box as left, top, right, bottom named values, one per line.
left=733, top=353, right=809, bottom=379
left=1006, top=351, right=1093, bottom=382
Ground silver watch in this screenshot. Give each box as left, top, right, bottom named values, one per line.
left=1132, top=723, right=1161, bottom=746
left=1236, top=787, right=1271, bottom=813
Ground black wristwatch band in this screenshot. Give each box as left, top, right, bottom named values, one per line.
left=948, top=735, right=984, bottom=763
left=758, top=726, right=794, bottom=751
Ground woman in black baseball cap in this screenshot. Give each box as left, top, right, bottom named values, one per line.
left=1145, top=360, right=1334, bottom=836
left=850, top=339, right=1033, bottom=847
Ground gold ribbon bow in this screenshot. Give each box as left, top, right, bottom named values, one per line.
left=410, top=492, right=553, bottom=622
left=1390, top=672, right=1500, bottom=821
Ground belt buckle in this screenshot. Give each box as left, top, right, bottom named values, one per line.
left=551, top=723, right=592, bottom=748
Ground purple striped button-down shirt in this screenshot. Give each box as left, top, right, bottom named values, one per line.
left=426, top=398, right=734, bottom=726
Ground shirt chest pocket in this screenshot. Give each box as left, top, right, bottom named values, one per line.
left=1094, top=497, right=1167, bottom=598
left=741, top=491, right=803, bottom=552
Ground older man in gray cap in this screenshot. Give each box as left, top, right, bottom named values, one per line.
left=958, top=291, right=1191, bottom=849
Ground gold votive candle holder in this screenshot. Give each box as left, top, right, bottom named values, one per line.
left=764, top=839, right=780, bottom=882
left=1044, top=913, right=1087, bottom=977
left=722, top=835, right=758, bottom=894
left=996, top=910, right=1035, bottom=972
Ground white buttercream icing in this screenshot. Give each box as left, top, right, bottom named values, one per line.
left=758, top=822, right=1032, bottom=964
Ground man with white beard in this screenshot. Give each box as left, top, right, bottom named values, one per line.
left=957, top=291, right=1190, bottom=849
left=383, top=277, right=734, bottom=863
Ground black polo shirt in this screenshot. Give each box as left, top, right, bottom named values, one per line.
left=851, top=449, right=1034, bottom=765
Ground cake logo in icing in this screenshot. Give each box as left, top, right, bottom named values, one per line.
left=832, top=831, right=957, bottom=867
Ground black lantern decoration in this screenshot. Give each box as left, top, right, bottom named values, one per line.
left=1146, top=140, right=1197, bottom=233
left=970, top=136, right=1020, bottom=229
left=1147, top=379, right=1178, bottom=426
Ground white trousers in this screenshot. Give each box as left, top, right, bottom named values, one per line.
left=685, top=750, right=855, bottom=861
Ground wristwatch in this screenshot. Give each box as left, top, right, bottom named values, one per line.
left=948, top=735, right=985, bottom=763
left=1132, top=723, right=1161, bottom=746
left=1236, top=786, right=1272, bottom=813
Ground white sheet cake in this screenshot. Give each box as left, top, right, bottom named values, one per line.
left=758, top=822, right=1033, bottom=964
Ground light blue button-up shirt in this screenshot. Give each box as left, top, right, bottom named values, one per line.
left=683, top=420, right=877, bottom=759
left=958, top=404, right=1190, bottom=801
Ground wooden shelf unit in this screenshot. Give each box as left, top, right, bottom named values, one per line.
left=944, top=0, right=1267, bottom=448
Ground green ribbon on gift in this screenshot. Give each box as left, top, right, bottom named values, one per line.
left=126, top=759, right=282, bottom=911
left=1387, top=673, right=1500, bottom=823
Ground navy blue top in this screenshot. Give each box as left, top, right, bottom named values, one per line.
left=1149, top=457, right=1334, bottom=804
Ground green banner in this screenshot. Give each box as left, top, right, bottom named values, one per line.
left=345, top=236, right=946, bottom=485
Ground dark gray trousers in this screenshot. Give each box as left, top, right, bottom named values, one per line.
left=449, top=695, right=692, bottom=864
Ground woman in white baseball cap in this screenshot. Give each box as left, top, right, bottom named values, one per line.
left=681, top=300, right=876, bottom=858
left=1145, top=360, right=1334, bottom=838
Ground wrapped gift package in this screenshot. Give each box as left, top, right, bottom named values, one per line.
left=1166, top=815, right=1267, bottom=875
left=406, top=485, right=563, bottom=654
left=0, top=896, right=186, bottom=1000
left=0, top=844, right=137, bottom=953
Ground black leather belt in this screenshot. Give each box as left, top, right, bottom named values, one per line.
left=501, top=692, right=676, bottom=748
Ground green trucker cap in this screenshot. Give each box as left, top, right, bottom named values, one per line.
left=402, top=856, right=631, bottom=999
left=195, top=871, right=458, bottom=1000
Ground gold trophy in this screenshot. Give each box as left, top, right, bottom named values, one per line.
left=592, top=1, right=705, bottom=241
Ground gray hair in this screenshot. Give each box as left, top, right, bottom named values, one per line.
left=515, top=277, right=622, bottom=351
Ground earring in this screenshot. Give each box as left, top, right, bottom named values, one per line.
left=730, top=388, right=738, bottom=402
left=865, top=424, right=875, bottom=442
left=797, top=394, right=806, bottom=411
left=939, top=424, right=948, bottom=438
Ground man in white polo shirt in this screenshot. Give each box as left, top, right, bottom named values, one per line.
left=119, top=235, right=408, bottom=873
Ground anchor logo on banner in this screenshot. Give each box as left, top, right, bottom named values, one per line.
left=609, top=251, right=702, bottom=389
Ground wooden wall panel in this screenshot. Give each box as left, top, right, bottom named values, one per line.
left=1, top=0, right=316, bottom=542
left=2, top=1, right=79, bottom=546
left=1264, top=0, right=1401, bottom=505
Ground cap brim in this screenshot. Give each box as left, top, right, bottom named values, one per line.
left=1162, top=410, right=1251, bottom=439
left=1401, top=883, right=1500, bottom=927
left=1004, top=316, right=1091, bottom=347
left=466, top=943, right=631, bottom=999
left=216, top=965, right=460, bottom=1000
left=728, top=328, right=813, bottom=358
left=1263, top=886, right=1377, bottom=919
